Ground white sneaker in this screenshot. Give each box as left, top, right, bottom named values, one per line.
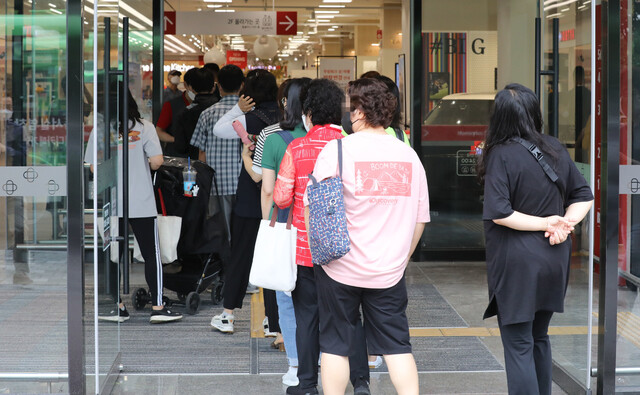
left=368, top=355, right=383, bottom=369
left=211, top=312, right=234, bottom=333
left=282, top=366, right=299, bottom=386
left=263, top=316, right=278, bottom=337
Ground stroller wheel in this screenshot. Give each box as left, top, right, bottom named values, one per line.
left=132, top=288, right=149, bottom=310
left=211, top=279, right=224, bottom=305
left=186, top=292, right=200, bottom=315
left=177, top=293, right=187, bottom=303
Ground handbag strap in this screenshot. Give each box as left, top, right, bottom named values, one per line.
left=157, top=189, right=167, bottom=217
left=308, top=138, right=343, bottom=188
left=512, top=137, right=558, bottom=182
left=268, top=205, right=293, bottom=230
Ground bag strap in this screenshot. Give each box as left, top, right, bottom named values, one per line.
left=157, top=189, right=167, bottom=217
left=268, top=205, right=293, bottom=230
left=512, top=137, right=558, bottom=183
left=276, top=130, right=295, bottom=146
left=308, top=138, right=343, bottom=188
left=252, top=108, right=278, bottom=126
left=393, top=127, right=405, bottom=142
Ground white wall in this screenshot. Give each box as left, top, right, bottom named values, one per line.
left=497, top=0, right=537, bottom=89
left=467, top=31, right=498, bottom=93
left=423, top=0, right=497, bottom=31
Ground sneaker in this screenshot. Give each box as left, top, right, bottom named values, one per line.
left=246, top=284, right=259, bottom=294
left=353, top=377, right=371, bottom=395
left=99, top=306, right=130, bottom=323
left=211, top=312, right=234, bottom=333
left=263, top=317, right=277, bottom=337
left=149, top=307, right=182, bottom=323
left=285, top=385, right=318, bottom=395
left=282, top=366, right=299, bottom=387
left=368, top=355, right=383, bottom=369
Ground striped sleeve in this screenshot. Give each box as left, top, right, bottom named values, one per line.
left=252, top=123, right=282, bottom=174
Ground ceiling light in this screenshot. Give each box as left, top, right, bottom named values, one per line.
left=328, top=28, right=335, bottom=31
left=319, top=4, right=345, bottom=7
left=207, top=4, right=222, bottom=7
left=50, top=8, right=62, bottom=14
left=315, top=10, right=340, bottom=13
left=371, top=42, right=379, bottom=46
left=49, top=3, right=56, bottom=7
left=204, top=0, right=232, bottom=2
left=322, top=0, right=352, bottom=2
left=215, top=9, right=235, bottom=12
left=332, top=25, right=339, bottom=28
left=317, top=19, right=330, bottom=22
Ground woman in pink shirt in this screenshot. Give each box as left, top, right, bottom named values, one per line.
left=274, top=79, right=370, bottom=395
left=305, top=78, right=430, bottom=395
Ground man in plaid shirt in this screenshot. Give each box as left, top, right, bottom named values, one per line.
left=191, top=64, right=245, bottom=240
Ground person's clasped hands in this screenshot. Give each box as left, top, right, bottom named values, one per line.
left=238, top=95, right=255, bottom=113
left=544, top=215, right=576, bottom=246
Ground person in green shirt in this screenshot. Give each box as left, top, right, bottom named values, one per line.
left=257, top=77, right=311, bottom=388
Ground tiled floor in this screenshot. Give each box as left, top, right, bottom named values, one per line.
left=0, top=251, right=605, bottom=394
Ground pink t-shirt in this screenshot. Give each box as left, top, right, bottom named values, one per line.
left=304, top=132, right=430, bottom=289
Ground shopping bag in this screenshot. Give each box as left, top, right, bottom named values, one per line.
left=156, top=189, right=182, bottom=263
left=249, top=206, right=297, bottom=292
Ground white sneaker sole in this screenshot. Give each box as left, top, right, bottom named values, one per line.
left=211, top=323, right=234, bottom=333
left=282, top=375, right=299, bottom=386
left=98, top=316, right=130, bottom=323
left=149, top=315, right=182, bottom=323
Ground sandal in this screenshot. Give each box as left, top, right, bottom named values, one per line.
left=271, top=333, right=285, bottom=351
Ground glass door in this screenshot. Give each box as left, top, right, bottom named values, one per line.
left=84, top=0, right=123, bottom=393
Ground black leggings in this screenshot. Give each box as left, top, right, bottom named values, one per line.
left=222, top=214, right=260, bottom=310
left=120, top=217, right=163, bottom=306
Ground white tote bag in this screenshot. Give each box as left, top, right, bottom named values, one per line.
left=156, top=214, right=182, bottom=263
left=249, top=206, right=297, bottom=292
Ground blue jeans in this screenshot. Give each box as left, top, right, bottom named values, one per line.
left=276, top=290, right=298, bottom=367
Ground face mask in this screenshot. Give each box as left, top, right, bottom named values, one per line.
left=170, top=76, right=180, bottom=85
left=341, top=112, right=353, bottom=135
left=186, top=90, right=196, bottom=101
left=301, top=114, right=311, bottom=132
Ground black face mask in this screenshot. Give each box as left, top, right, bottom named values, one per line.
left=341, top=112, right=354, bottom=135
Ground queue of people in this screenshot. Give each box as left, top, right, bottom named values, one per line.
left=93, top=64, right=592, bottom=395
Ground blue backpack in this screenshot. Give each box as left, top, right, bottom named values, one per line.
left=306, top=139, right=350, bottom=266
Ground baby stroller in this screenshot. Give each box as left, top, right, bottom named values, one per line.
left=132, top=157, right=229, bottom=314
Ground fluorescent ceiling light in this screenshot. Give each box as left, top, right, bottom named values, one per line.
left=215, top=9, right=235, bottom=12
left=315, top=10, right=340, bottom=13
left=322, top=0, right=352, bottom=2
left=204, top=0, right=232, bottom=2
left=49, top=3, right=56, bottom=7
left=328, top=28, right=335, bottom=31
left=371, top=42, right=379, bottom=46
left=207, top=4, right=223, bottom=7
left=50, top=8, right=62, bottom=14
left=543, top=0, right=576, bottom=11
left=166, top=35, right=198, bottom=53
left=317, top=19, right=330, bottom=22
left=332, top=25, right=339, bottom=28
left=319, top=4, right=345, bottom=7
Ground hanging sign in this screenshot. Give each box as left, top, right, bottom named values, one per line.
left=164, top=11, right=176, bottom=35
left=175, top=11, right=297, bottom=35
left=226, top=50, right=248, bottom=69
left=317, top=57, right=356, bottom=92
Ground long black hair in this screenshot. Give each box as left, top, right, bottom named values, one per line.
left=280, top=77, right=311, bottom=130
left=114, top=81, right=141, bottom=136
left=240, top=69, right=278, bottom=106
left=477, top=83, right=558, bottom=185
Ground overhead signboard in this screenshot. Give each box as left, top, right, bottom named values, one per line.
left=317, top=56, right=356, bottom=92
left=164, top=11, right=176, bottom=35
left=174, top=11, right=297, bottom=36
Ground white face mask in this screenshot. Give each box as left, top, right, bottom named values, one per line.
left=0, top=109, right=13, bottom=119
left=186, top=90, right=196, bottom=101
left=170, top=76, right=180, bottom=85
left=301, top=114, right=311, bottom=132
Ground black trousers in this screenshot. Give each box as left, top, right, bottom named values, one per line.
left=263, top=288, right=281, bottom=333
left=222, top=214, right=260, bottom=310
left=498, top=310, right=554, bottom=395
left=119, top=217, right=163, bottom=306
left=291, top=265, right=369, bottom=389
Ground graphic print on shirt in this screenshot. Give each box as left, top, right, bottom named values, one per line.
left=354, top=162, right=412, bottom=197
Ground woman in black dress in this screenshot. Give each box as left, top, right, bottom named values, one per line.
left=478, top=83, right=593, bottom=395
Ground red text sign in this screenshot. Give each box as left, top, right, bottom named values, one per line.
left=164, top=11, right=176, bottom=35
left=226, top=50, right=248, bottom=69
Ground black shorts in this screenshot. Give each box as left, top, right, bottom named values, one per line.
left=315, top=266, right=412, bottom=356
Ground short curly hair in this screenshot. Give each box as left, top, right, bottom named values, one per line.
left=348, top=78, right=397, bottom=128
left=302, top=79, right=344, bottom=126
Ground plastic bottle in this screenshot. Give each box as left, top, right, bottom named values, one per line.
left=183, top=158, right=198, bottom=197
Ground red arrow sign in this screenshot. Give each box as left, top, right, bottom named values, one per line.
left=164, top=11, right=176, bottom=35
left=276, top=11, right=297, bottom=35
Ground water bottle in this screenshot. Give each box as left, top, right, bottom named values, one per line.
left=183, top=158, right=198, bottom=197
